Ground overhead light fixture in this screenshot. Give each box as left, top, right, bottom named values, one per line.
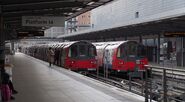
left=76, top=8, right=82, bottom=11
left=64, top=13, right=68, bottom=15
left=170, top=17, right=178, bottom=20
left=68, top=13, right=73, bottom=15
left=87, top=1, right=95, bottom=5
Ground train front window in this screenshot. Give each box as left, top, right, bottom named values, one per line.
left=127, top=43, right=137, bottom=56
left=79, top=45, right=86, bottom=57
left=69, top=43, right=96, bottom=59
left=69, top=45, right=77, bottom=58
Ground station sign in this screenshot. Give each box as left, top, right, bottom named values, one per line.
left=17, top=31, right=44, bottom=38
left=22, top=16, right=65, bottom=27
left=164, top=32, right=185, bottom=37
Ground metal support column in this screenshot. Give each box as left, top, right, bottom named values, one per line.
left=157, top=34, right=161, bottom=64
left=11, top=41, right=15, bottom=55
left=139, top=35, right=142, bottom=43
left=184, top=37, right=185, bottom=67
left=0, top=6, right=5, bottom=102
left=182, top=38, right=184, bottom=67
left=0, top=8, right=5, bottom=69
left=153, top=38, right=156, bottom=62
left=145, top=68, right=149, bottom=102
left=129, top=72, right=132, bottom=91
left=125, top=35, right=127, bottom=40
left=163, top=69, right=167, bottom=102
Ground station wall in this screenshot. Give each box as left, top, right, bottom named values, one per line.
left=91, top=0, right=185, bottom=29
left=44, top=27, right=65, bottom=38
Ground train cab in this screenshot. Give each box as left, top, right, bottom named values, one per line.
left=93, top=41, right=148, bottom=72
left=21, top=41, right=98, bottom=72
left=60, top=41, right=97, bottom=71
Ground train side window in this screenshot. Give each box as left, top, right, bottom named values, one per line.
left=61, top=49, right=65, bottom=57
left=68, top=48, right=71, bottom=57
left=117, top=46, right=125, bottom=58
left=117, top=48, right=121, bottom=57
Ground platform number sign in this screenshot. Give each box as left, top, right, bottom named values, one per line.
left=164, top=32, right=185, bottom=37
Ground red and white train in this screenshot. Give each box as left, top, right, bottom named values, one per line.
left=22, top=40, right=148, bottom=74
left=93, top=41, right=148, bottom=73
left=23, top=41, right=97, bottom=71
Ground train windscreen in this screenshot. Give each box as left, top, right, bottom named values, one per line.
left=117, top=42, right=138, bottom=60
left=69, top=44, right=96, bottom=59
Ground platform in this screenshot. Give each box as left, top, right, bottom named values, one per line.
left=11, top=53, right=145, bottom=102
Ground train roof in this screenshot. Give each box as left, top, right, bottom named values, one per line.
left=57, top=41, right=93, bottom=48
left=93, top=41, right=129, bottom=49
left=27, top=41, right=93, bottom=49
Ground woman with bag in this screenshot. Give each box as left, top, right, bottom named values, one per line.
left=1, top=68, right=11, bottom=102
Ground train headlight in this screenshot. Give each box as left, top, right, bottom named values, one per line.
left=119, top=62, right=124, bottom=64
left=91, top=61, right=96, bottom=64
left=136, top=60, right=140, bottom=64
left=71, top=61, right=74, bottom=64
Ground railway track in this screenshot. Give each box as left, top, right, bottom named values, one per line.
left=83, top=66, right=185, bottom=102
left=147, top=65, right=185, bottom=102
left=87, top=73, right=145, bottom=95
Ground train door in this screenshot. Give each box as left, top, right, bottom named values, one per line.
left=61, top=46, right=66, bottom=67
left=58, top=45, right=62, bottom=66
left=103, top=47, right=114, bottom=69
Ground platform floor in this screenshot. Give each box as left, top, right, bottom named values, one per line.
left=11, top=53, right=145, bottom=102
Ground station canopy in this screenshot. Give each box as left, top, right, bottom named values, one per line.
left=1, top=0, right=113, bottom=39
left=58, top=7, right=185, bottom=41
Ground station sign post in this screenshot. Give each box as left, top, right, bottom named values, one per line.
left=164, top=32, right=185, bottom=37
left=22, top=16, right=65, bottom=27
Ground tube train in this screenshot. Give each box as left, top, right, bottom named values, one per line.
left=93, top=41, right=148, bottom=73
left=22, top=41, right=97, bottom=71
left=21, top=40, right=148, bottom=74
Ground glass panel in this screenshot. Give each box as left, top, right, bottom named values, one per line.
left=68, top=45, right=77, bottom=58
left=79, top=45, right=86, bottom=57
left=117, top=48, right=121, bottom=57
left=117, top=46, right=126, bottom=59
left=68, top=44, right=96, bottom=59
left=68, top=48, right=71, bottom=57
left=88, top=46, right=96, bottom=57
left=127, top=43, right=137, bottom=56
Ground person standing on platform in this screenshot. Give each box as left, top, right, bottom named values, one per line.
left=5, top=55, right=18, bottom=95
left=47, top=47, right=54, bottom=67
left=1, top=67, right=11, bottom=102
left=54, top=49, right=59, bottom=65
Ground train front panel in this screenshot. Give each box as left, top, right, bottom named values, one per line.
left=112, top=41, right=148, bottom=72
left=62, top=41, right=98, bottom=71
